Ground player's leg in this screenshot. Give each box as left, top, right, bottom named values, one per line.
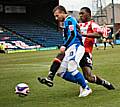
left=109, top=41, right=114, bottom=48
left=94, top=39, right=98, bottom=50
left=82, top=66, right=104, bottom=84
left=104, top=42, right=106, bottom=50
left=82, top=66, right=115, bottom=90
left=57, top=59, right=92, bottom=97
left=57, top=44, right=86, bottom=87
left=38, top=53, right=65, bottom=87
left=47, top=53, right=65, bottom=81
left=75, top=45, right=92, bottom=97
left=57, top=62, right=78, bottom=83
left=68, top=60, right=87, bottom=89
left=80, top=52, right=115, bottom=90
left=57, top=45, right=92, bottom=97
left=95, top=43, right=98, bottom=50
left=103, top=38, right=107, bottom=50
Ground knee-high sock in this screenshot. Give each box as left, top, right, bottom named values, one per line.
left=63, top=71, right=77, bottom=83
left=47, top=53, right=65, bottom=81
left=63, top=70, right=88, bottom=89
left=73, top=70, right=88, bottom=89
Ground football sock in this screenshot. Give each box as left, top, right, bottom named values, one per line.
left=95, top=75, right=104, bottom=85
left=62, top=71, right=77, bottom=83
left=47, top=61, right=61, bottom=81
left=63, top=70, right=87, bottom=89
left=104, top=42, right=106, bottom=50
left=47, top=53, right=65, bottom=81
left=109, top=42, right=114, bottom=48
left=73, top=70, right=88, bottom=89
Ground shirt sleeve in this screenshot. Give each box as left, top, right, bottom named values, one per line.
left=63, top=18, right=77, bottom=47
left=91, top=21, right=102, bottom=33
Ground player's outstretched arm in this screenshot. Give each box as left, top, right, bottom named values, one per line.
left=82, top=32, right=102, bottom=38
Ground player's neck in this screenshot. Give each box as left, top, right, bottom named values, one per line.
left=64, top=14, right=68, bottom=18
left=63, top=14, right=69, bottom=21
left=84, top=19, right=92, bottom=23
left=87, top=16, right=92, bottom=21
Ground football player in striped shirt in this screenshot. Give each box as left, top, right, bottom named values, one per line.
left=38, top=5, right=92, bottom=97
left=78, top=7, right=115, bottom=90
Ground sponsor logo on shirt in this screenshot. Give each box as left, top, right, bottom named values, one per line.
left=69, top=25, right=74, bottom=31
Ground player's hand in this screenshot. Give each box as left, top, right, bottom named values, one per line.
left=60, top=46, right=66, bottom=53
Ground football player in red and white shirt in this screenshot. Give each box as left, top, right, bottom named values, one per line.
left=79, top=20, right=101, bottom=54
left=38, top=6, right=115, bottom=92
left=101, top=24, right=114, bottom=50
left=78, top=7, right=115, bottom=90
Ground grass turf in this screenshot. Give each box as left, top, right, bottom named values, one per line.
left=0, top=46, right=120, bottom=107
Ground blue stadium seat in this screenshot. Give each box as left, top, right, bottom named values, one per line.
left=0, top=17, right=63, bottom=47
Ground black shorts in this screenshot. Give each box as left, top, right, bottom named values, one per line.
left=79, top=52, right=93, bottom=69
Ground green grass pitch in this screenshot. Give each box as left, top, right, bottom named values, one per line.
left=0, top=46, right=120, bottom=107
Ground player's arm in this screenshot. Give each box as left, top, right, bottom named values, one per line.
left=76, top=24, right=81, bottom=34
left=83, top=21, right=103, bottom=38
left=64, top=21, right=76, bottom=47
left=60, top=20, right=76, bottom=53
left=77, top=22, right=102, bottom=38
left=82, top=32, right=102, bottom=38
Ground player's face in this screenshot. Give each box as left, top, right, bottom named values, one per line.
left=79, top=9, right=90, bottom=22
left=54, top=10, right=64, bottom=22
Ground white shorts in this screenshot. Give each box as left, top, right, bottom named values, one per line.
left=57, top=44, right=85, bottom=77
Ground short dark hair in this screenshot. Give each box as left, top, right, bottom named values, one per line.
left=53, top=5, right=67, bottom=14
left=81, top=7, right=91, bottom=16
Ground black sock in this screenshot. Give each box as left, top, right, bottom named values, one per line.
left=95, top=76, right=104, bottom=85
left=47, top=61, right=61, bottom=81
left=47, top=53, right=65, bottom=81
left=104, top=42, right=106, bottom=50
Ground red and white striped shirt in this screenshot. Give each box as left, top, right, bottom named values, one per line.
left=101, top=25, right=111, bottom=38
left=79, top=20, right=102, bottom=54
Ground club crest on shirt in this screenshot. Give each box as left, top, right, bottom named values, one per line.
left=69, top=25, right=74, bottom=31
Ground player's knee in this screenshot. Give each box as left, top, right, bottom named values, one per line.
left=56, top=72, right=62, bottom=77
left=53, top=53, right=64, bottom=63
left=53, top=58, right=61, bottom=63
left=85, top=75, right=95, bottom=83
left=56, top=53, right=65, bottom=61
left=68, top=60, right=77, bottom=72
left=56, top=66, right=66, bottom=77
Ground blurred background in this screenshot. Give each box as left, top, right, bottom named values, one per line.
left=0, top=0, right=120, bottom=51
